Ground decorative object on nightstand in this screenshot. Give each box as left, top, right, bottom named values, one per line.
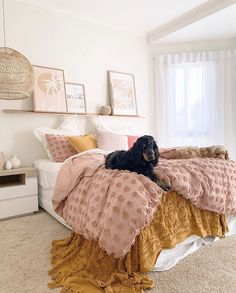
left=100, top=105, right=111, bottom=115
left=0, top=0, right=34, bottom=100
left=0, top=152, right=6, bottom=170
left=10, top=154, right=21, bottom=169
left=0, top=167, right=38, bottom=219
left=5, top=160, right=12, bottom=170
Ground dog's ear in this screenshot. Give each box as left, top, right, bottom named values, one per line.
left=131, top=139, right=145, bottom=165
left=132, top=140, right=142, bottom=156
left=153, top=139, right=159, bottom=166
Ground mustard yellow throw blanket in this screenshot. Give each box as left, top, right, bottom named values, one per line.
left=49, top=192, right=228, bottom=293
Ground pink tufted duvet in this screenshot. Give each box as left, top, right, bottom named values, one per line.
left=53, top=150, right=236, bottom=258
left=155, top=158, right=236, bottom=215
left=53, top=150, right=164, bottom=258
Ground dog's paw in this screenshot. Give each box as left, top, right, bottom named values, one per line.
left=162, top=184, right=171, bottom=192
left=157, top=180, right=171, bottom=192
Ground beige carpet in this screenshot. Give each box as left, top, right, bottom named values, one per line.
left=1, top=211, right=236, bottom=293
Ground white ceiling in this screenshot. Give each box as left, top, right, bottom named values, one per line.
left=156, top=4, right=236, bottom=43
left=20, top=0, right=209, bottom=35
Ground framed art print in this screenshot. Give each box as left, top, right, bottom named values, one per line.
left=33, top=65, right=67, bottom=112
left=108, top=71, right=138, bottom=116
left=65, top=83, right=87, bottom=114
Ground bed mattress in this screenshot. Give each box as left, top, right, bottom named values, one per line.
left=34, top=159, right=63, bottom=190
left=35, top=159, right=236, bottom=271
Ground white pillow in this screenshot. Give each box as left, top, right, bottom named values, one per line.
left=97, top=116, right=130, bottom=135
left=96, top=129, right=128, bottom=151
left=34, top=116, right=81, bottom=159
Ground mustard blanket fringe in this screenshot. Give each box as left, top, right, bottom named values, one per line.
left=49, top=192, right=228, bottom=293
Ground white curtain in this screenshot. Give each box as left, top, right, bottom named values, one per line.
left=154, top=50, right=236, bottom=159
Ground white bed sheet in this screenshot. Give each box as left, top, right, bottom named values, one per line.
left=35, top=159, right=236, bottom=272
left=34, top=159, right=63, bottom=190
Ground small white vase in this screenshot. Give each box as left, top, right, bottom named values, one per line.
left=5, top=160, right=12, bottom=170
left=11, top=155, right=21, bottom=169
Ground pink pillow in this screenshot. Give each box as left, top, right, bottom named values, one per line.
left=127, top=135, right=139, bottom=149
left=96, top=130, right=128, bottom=151
left=45, top=134, right=77, bottom=162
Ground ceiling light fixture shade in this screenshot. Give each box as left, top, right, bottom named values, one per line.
left=0, top=0, right=35, bottom=100
left=0, top=47, right=35, bottom=99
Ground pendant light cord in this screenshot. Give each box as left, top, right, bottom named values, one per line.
left=2, top=0, right=6, bottom=52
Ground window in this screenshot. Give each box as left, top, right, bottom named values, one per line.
left=172, top=63, right=209, bottom=137
left=156, top=50, right=235, bottom=157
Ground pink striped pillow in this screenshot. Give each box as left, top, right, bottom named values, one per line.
left=45, top=134, right=77, bottom=162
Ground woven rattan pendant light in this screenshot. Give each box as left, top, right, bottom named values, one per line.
left=0, top=0, right=34, bottom=100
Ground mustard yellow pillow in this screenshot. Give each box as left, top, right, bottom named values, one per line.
left=67, top=134, right=97, bottom=153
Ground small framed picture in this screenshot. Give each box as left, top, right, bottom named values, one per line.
left=33, top=65, right=67, bottom=113
left=108, top=71, right=138, bottom=116
left=65, top=83, right=87, bottom=114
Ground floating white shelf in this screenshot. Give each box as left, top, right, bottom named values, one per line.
left=3, top=109, right=144, bottom=118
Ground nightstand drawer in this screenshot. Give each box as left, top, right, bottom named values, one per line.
left=0, top=177, right=38, bottom=201
left=0, top=167, right=38, bottom=220
left=0, top=195, right=38, bottom=219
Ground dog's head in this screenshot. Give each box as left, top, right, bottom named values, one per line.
left=132, top=135, right=159, bottom=165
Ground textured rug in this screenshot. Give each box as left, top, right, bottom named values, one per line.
left=0, top=210, right=236, bottom=293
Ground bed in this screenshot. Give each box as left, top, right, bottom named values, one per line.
left=34, top=155, right=236, bottom=273
left=32, top=118, right=236, bottom=292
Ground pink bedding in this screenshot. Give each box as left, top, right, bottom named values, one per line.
left=53, top=150, right=236, bottom=258
left=53, top=151, right=164, bottom=258
left=155, top=158, right=236, bottom=214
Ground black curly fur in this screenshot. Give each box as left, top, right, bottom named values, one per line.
left=105, top=135, right=170, bottom=191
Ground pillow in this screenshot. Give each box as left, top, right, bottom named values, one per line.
left=127, top=135, right=139, bottom=149
left=97, top=116, right=130, bottom=135
left=67, top=134, right=97, bottom=153
left=96, top=130, right=128, bottom=151
left=45, top=134, right=77, bottom=162
left=34, top=117, right=81, bottom=159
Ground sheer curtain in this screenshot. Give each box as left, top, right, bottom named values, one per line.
left=154, top=50, right=236, bottom=159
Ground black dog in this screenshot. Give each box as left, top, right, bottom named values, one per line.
left=105, top=135, right=170, bottom=191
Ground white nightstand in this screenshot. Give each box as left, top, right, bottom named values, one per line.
left=0, top=167, right=38, bottom=220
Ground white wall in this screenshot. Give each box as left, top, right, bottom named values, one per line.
left=0, top=0, right=150, bottom=165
